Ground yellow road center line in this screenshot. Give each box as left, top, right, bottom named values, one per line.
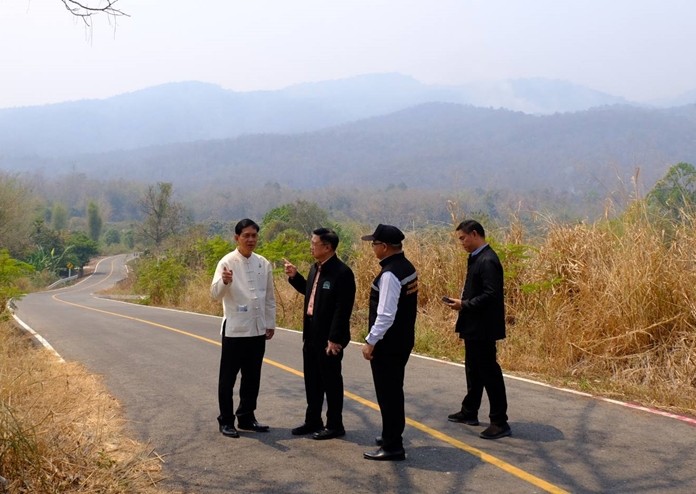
left=52, top=292, right=568, bottom=494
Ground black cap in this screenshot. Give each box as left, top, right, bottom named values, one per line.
left=361, top=224, right=405, bottom=244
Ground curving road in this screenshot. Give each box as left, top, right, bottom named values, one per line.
left=13, top=255, right=696, bottom=493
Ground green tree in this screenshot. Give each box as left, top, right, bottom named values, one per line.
left=66, top=232, right=99, bottom=274
left=647, top=162, right=696, bottom=221
left=30, top=219, right=65, bottom=255
left=0, top=173, right=38, bottom=256
left=138, top=183, right=188, bottom=247
left=256, top=229, right=312, bottom=268
left=51, top=203, right=69, bottom=231
left=198, top=236, right=235, bottom=276
left=134, top=255, right=187, bottom=305
left=87, top=201, right=103, bottom=242
left=260, top=200, right=356, bottom=262
left=262, top=200, right=330, bottom=242
left=123, top=229, right=135, bottom=249
left=103, top=228, right=121, bottom=246
left=0, top=249, right=34, bottom=314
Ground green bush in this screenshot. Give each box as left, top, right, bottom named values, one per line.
left=134, top=255, right=187, bottom=305
left=0, top=249, right=34, bottom=315
left=197, top=236, right=235, bottom=276
left=256, top=229, right=312, bottom=271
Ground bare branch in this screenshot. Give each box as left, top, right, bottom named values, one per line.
left=60, top=0, right=129, bottom=26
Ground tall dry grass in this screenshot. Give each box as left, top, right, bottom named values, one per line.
left=0, top=321, right=168, bottom=494
left=504, top=210, right=696, bottom=412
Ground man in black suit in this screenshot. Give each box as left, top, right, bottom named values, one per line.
left=283, top=227, right=356, bottom=440
left=444, top=219, right=511, bottom=439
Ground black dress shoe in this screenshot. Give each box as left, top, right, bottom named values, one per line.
left=363, top=447, right=406, bottom=461
left=219, top=424, right=239, bottom=438
left=447, top=411, right=479, bottom=425
left=237, top=420, right=270, bottom=432
left=479, top=422, right=511, bottom=439
left=375, top=436, right=384, bottom=446
left=312, top=428, right=346, bottom=440
left=291, top=423, right=324, bottom=435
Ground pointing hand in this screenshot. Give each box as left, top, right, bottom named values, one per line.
left=222, top=265, right=233, bottom=285
left=282, top=258, right=297, bottom=278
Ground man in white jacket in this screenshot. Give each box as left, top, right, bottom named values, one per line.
left=211, top=218, right=276, bottom=438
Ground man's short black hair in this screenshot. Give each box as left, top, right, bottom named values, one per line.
left=235, top=218, right=260, bottom=235
left=313, top=227, right=339, bottom=250
left=456, top=219, right=485, bottom=238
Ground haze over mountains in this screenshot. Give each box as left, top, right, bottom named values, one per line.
left=2, top=73, right=638, bottom=157
left=2, top=73, right=696, bottom=218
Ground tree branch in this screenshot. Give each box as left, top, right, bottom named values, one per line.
left=60, top=0, right=129, bottom=26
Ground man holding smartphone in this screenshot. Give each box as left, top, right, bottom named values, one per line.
left=442, top=219, right=511, bottom=440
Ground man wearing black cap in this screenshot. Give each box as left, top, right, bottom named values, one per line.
left=360, top=224, right=418, bottom=461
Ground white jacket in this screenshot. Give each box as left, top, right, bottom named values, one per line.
left=210, top=249, right=276, bottom=337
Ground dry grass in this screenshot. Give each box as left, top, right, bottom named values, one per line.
left=501, top=213, right=696, bottom=413
left=172, top=270, right=221, bottom=317
left=0, top=321, right=170, bottom=494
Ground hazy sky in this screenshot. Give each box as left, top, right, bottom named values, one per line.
left=2, top=0, right=694, bottom=108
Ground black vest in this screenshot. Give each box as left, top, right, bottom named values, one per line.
left=368, top=252, right=418, bottom=353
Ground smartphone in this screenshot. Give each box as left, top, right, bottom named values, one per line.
left=441, top=296, right=452, bottom=303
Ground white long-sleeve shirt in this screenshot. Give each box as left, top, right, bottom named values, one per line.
left=210, top=249, right=276, bottom=337
left=365, top=271, right=401, bottom=345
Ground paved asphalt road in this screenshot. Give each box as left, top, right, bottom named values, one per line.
left=12, top=255, right=696, bottom=493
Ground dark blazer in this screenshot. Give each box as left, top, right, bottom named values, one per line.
left=455, top=245, right=506, bottom=341
left=288, top=254, right=356, bottom=348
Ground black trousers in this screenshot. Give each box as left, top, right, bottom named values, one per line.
left=370, top=350, right=411, bottom=451
left=461, top=339, right=508, bottom=425
left=217, top=328, right=267, bottom=426
left=302, top=341, right=345, bottom=430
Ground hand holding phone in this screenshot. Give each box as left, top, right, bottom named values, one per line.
left=441, top=296, right=452, bottom=303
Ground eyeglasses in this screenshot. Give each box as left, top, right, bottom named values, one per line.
left=371, top=241, right=385, bottom=246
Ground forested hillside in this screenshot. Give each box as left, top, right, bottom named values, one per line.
left=0, top=74, right=632, bottom=157
left=2, top=77, right=695, bottom=224
left=9, top=102, right=696, bottom=192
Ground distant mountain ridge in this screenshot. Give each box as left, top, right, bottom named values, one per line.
left=2, top=74, right=696, bottom=218
left=7, top=102, right=695, bottom=199
left=0, top=73, right=646, bottom=157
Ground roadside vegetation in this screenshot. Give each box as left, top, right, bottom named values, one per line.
left=0, top=175, right=177, bottom=492
left=125, top=211, right=696, bottom=415
left=120, top=165, right=696, bottom=416
left=2, top=164, right=696, bottom=491
left=0, top=321, right=167, bottom=493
